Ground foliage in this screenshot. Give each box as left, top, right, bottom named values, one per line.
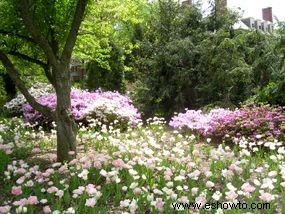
left=75, top=0, right=150, bottom=86
left=131, top=0, right=254, bottom=119
left=22, top=89, right=141, bottom=127
left=253, top=82, right=285, bottom=106
left=251, top=21, right=285, bottom=106
left=131, top=0, right=283, bottom=119
left=132, top=1, right=204, bottom=118
left=0, top=77, right=7, bottom=106
left=86, top=41, right=126, bottom=93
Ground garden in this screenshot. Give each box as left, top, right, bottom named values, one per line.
left=1, top=85, right=285, bottom=213
left=1, top=0, right=285, bottom=213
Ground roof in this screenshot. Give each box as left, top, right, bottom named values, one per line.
left=233, top=20, right=250, bottom=30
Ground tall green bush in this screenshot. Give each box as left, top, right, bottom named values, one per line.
left=86, top=42, right=126, bottom=93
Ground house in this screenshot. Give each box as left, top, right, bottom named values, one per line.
left=240, top=7, right=273, bottom=33
left=70, top=58, right=86, bottom=82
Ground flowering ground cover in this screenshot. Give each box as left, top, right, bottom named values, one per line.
left=1, top=114, right=285, bottom=213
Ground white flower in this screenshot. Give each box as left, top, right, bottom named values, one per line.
left=268, top=171, right=277, bottom=177
left=78, top=169, right=89, bottom=180
left=120, top=199, right=130, bottom=208
left=64, top=207, right=75, bottom=214
left=153, top=189, right=164, bottom=195
left=174, top=175, right=185, bottom=181
left=212, top=191, right=222, bottom=201
left=99, top=169, right=107, bottom=177
left=226, top=183, right=237, bottom=191
left=40, top=199, right=48, bottom=204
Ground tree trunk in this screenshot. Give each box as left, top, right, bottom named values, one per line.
left=54, top=66, right=77, bottom=162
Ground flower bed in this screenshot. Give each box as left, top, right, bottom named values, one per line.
left=1, top=117, right=285, bottom=213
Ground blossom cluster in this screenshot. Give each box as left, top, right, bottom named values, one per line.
left=22, top=89, right=141, bottom=127
left=169, top=105, right=285, bottom=144
left=4, top=83, right=54, bottom=113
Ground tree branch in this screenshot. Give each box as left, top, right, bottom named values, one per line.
left=8, top=51, right=56, bottom=86
left=0, top=50, right=55, bottom=120
left=8, top=51, right=47, bottom=68
left=61, top=0, right=88, bottom=64
left=44, top=64, right=56, bottom=87
left=0, top=30, right=36, bottom=45
left=19, top=0, right=59, bottom=68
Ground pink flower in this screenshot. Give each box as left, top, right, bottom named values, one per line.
left=191, top=187, right=199, bottom=196
left=164, top=170, right=173, bottom=177
left=85, top=198, right=96, bottom=207
left=47, top=186, right=58, bottom=194
left=195, top=196, right=206, bottom=208
left=164, top=170, right=173, bottom=180
left=43, top=206, right=51, bottom=214
left=225, top=191, right=238, bottom=201
left=206, top=181, right=215, bottom=188
left=14, top=168, right=26, bottom=175
left=112, top=159, right=125, bottom=168
left=86, top=184, right=97, bottom=196
left=133, top=187, right=142, bottom=195
left=259, top=192, right=275, bottom=202
left=241, top=182, right=255, bottom=193
left=180, top=196, right=189, bottom=203
left=130, top=199, right=138, bottom=214
left=154, top=198, right=164, bottom=211
left=58, top=165, right=68, bottom=174
left=73, top=186, right=85, bottom=195
left=93, top=161, right=102, bottom=169
left=13, top=198, right=27, bottom=206
left=69, top=159, right=78, bottom=165
left=0, top=205, right=11, bottom=213
left=11, top=186, right=22, bottom=196
left=27, top=196, right=39, bottom=205
left=16, top=176, right=25, bottom=184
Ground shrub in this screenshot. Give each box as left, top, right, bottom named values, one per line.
left=3, top=83, right=54, bottom=113
left=22, top=89, right=141, bottom=127
left=253, top=82, right=285, bottom=106
left=169, top=108, right=235, bottom=136
left=170, top=105, right=285, bottom=144
left=86, top=42, right=126, bottom=93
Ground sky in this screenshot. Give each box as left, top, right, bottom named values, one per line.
left=202, top=0, right=285, bottom=22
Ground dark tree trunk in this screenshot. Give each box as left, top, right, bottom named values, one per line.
left=54, top=66, right=77, bottom=162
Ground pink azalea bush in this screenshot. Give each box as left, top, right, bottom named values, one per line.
left=22, top=89, right=141, bottom=127
left=170, top=105, right=285, bottom=143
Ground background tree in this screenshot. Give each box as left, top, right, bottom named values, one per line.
left=131, top=0, right=283, bottom=118
left=74, top=0, right=150, bottom=90
left=0, top=0, right=88, bottom=162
